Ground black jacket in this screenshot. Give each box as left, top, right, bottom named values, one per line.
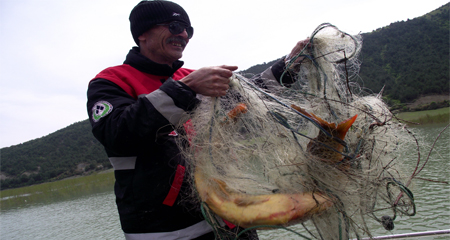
left=87, top=47, right=295, bottom=236
left=87, top=47, right=202, bottom=234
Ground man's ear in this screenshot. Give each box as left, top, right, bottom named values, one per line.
left=138, top=29, right=150, bottom=42
left=138, top=34, right=146, bottom=42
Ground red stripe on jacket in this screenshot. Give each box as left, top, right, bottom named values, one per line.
left=92, top=64, right=194, bottom=99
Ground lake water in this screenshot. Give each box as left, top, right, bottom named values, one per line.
left=1, top=124, right=449, bottom=239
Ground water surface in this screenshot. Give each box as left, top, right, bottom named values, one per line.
left=1, top=125, right=449, bottom=239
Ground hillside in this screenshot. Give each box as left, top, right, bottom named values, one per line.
left=1, top=4, right=449, bottom=190
left=358, top=3, right=449, bottom=104
left=0, top=120, right=109, bottom=189
left=241, top=3, right=449, bottom=108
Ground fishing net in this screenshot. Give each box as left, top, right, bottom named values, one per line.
left=176, top=23, right=416, bottom=239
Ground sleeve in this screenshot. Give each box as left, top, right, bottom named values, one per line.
left=251, top=57, right=297, bottom=91
left=86, top=78, right=199, bottom=156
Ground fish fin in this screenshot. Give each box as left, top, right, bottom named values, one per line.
left=228, top=103, right=248, bottom=119
left=222, top=103, right=248, bottom=125
left=291, top=104, right=336, bottom=129
left=291, top=104, right=357, bottom=140
left=336, top=115, right=358, bottom=139
left=212, top=178, right=232, bottom=199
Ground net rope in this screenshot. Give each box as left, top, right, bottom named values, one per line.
left=177, top=23, right=417, bottom=240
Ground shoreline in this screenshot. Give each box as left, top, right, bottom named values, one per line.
left=2, top=107, right=448, bottom=192
left=395, top=107, right=449, bottom=125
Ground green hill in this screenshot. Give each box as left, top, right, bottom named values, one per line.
left=241, top=3, right=449, bottom=105
left=1, top=120, right=109, bottom=189
left=1, top=4, right=449, bottom=190
left=358, top=3, right=449, bottom=103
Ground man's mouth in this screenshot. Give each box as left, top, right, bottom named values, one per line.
left=167, top=37, right=187, bottom=48
left=171, top=42, right=183, bottom=47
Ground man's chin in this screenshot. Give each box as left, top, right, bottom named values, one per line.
left=165, top=53, right=183, bottom=64
left=170, top=51, right=183, bottom=60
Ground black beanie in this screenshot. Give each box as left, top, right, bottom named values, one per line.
left=129, top=0, right=191, bottom=45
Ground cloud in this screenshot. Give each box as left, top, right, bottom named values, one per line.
left=0, top=89, right=87, bottom=147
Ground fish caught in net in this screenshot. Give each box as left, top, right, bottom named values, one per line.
left=176, top=23, right=417, bottom=239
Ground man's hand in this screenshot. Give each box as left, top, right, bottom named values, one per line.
left=181, top=65, right=238, bottom=97
left=285, top=38, right=311, bottom=64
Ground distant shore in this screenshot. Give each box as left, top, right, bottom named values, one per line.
left=1, top=106, right=448, bottom=192
left=395, top=107, right=449, bottom=125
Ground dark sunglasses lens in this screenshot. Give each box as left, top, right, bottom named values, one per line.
left=168, top=22, right=193, bottom=39
left=168, top=22, right=183, bottom=34
left=186, top=26, right=194, bottom=39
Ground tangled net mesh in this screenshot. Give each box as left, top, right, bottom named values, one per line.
left=177, top=23, right=417, bottom=239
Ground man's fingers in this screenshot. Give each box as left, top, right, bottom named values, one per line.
left=219, top=65, right=238, bottom=71
left=180, top=65, right=238, bottom=97
left=291, top=39, right=311, bottom=54
left=216, top=65, right=238, bottom=78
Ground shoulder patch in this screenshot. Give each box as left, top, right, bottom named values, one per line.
left=92, top=101, right=113, bottom=122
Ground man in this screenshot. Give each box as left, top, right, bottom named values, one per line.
left=87, top=1, right=306, bottom=239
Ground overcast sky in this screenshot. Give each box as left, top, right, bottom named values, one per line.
left=0, top=0, right=448, bottom=148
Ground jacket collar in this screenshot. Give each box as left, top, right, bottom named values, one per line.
left=123, top=47, right=184, bottom=76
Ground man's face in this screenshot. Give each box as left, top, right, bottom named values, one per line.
left=138, top=24, right=190, bottom=65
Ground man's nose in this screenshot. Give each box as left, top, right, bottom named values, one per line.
left=176, top=29, right=189, bottom=39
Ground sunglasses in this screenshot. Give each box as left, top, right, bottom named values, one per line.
left=157, top=21, right=194, bottom=39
